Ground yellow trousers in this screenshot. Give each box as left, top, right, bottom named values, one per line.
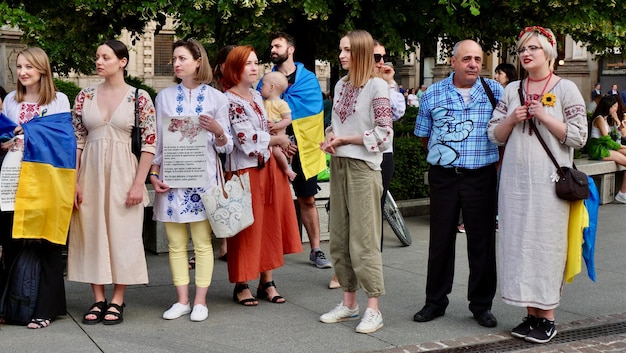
left=164, top=221, right=214, bottom=287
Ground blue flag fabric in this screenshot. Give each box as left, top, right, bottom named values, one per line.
left=583, top=176, right=599, bottom=282
left=257, top=63, right=326, bottom=179
left=0, top=112, right=76, bottom=245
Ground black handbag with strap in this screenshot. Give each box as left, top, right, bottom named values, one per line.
left=131, top=88, right=141, bottom=160
left=517, top=81, right=589, bottom=201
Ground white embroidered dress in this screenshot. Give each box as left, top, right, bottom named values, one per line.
left=152, top=84, right=233, bottom=223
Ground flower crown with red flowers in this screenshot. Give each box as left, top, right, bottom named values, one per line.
left=519, top=26, right=555, bottom=47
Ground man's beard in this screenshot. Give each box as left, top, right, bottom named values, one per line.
left=270, top=52, right=288, bottom=65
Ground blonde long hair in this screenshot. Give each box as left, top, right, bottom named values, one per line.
left=15, top=47, right=57, bottom=106
left=342, top=30, right=376, bottom=88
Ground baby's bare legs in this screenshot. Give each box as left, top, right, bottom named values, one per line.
left=272, top=146, right=297, bottom=181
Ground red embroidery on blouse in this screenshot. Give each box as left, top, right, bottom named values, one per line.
left=334, top=82, right=361, bottom=123
left=237, top=132, right=246, bottom=145
left=19, top=103, right=39, bottom=124
left=372, top=97, right=392, bottom=126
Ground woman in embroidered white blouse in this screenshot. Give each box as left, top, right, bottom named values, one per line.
left=150, top=39, right=233, bottom=322
left=319, top=30, right=393, bottom=334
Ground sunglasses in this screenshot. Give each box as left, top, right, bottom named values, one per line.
left=374, top=54, right=391, bottom=63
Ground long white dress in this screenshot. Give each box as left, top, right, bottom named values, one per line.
left=152, top=83, right=233, bottom=223
left=68, top=86, right=156, bottom=285
left=487, top=78, right=587, bottom=309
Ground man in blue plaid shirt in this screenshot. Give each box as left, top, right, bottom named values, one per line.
left=413, top=39, right=503, bottom=328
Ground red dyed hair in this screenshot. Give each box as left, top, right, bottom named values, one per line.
left=221, top=45, right=256, bottom=90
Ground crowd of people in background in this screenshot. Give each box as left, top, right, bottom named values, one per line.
left=0, top=25, right=602, bottom=345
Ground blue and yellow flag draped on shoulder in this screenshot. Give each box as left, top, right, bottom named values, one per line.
left=258, top=63, right=326, bottom=180
left=0, top=112, right=76, bottom=245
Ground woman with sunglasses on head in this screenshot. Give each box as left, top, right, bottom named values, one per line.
left=319, top=30, right=393, bottom=334
left=488, top=26, right=587, bottom=344
left=68, top=40, right=156, bottom=325
left=150, top=39, right=233, bottom=322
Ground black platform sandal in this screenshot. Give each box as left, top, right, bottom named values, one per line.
left=232, top=283, right=258, bottom=306
left=256, top=281, right=285, bottom=304
left=102, top=303, right=125, bottom=325
left=82, top=300, right=108, bottom=325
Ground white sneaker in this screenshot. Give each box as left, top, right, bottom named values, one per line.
left=190, top=304, right=209, bottom=322
left=616, top=191, right=626, bottom=204
left=356, top=308, right=383, bottom=333
left=319, top=302, right=359, bottom=323
left=162, top=302, right=191, bottom=320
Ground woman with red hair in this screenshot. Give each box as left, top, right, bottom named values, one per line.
left=222, top=46, right=301, bottom=306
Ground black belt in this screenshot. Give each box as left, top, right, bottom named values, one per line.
left=435, top=164, right=494, bottom=175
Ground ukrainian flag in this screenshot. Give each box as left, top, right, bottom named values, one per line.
left=0, top=112, right=76, bottom=245
left=258, top=63, right=326, bottom=180
left=282, top=63, right=326, bottom=180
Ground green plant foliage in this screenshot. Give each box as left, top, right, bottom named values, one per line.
left=125, top=76, right=157, bottom=101
left=5, top=1, right=626, bottom=75
left=390, top=136, right=430, bottom=200
left=394, top=106, right=419, bottom=138
left=53, top=79, right=82, bottom=108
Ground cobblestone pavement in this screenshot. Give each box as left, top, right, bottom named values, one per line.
left=373, top=313, right=626, bottom=353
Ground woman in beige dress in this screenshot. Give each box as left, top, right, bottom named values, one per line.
left=68, top=40, right=156, bottom=325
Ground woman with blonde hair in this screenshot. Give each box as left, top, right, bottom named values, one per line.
left=319, top=30, right=393, bottom=334
left=1, top=47, right=73, bottom=329
left=150, top=39, right=233, bottom=322
left=488, top=26, right=587, bottom=343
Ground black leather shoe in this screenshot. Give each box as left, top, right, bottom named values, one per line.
left=473, top=310, right=498, bottom=327
left=413, top=305, right=445, bottom=322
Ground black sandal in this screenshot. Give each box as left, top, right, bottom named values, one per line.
left=102, top=303, right=125, bottom=325
left=82, top=300, right=108, bottom=325
left=27, top=318, right=51, bottom=329
left=256, top=281, right=285, bottom=304
left=232, top=284, right=258, bottom=306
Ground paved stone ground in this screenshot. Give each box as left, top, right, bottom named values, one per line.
left=373, top=313, right=626, bottom=353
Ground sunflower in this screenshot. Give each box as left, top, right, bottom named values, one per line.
left=541, top=93, right=556, bottom=107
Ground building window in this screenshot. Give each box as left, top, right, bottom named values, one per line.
left=601, top=54, right=626, bottom=74
left=154, top=33, right=174, bottom=76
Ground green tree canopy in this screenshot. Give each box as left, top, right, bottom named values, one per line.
left=2, top=0, right=625, bottom=75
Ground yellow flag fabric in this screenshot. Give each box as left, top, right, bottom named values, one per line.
left=13, top=162, right=76, bottom=245
left=565, top=199, right=588, bottom=283
left=292, top=111, right=326, bottom=180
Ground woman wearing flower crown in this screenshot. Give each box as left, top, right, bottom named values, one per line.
left=487, top=26, right=587, bottom=344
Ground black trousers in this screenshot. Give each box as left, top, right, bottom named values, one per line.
left=1, top=212, right=66, bottom=320
left=32, top=240, right=66, bottom=319
left=380, top=152, right=394, bottom=246
left=425, top=164, right=497, bottom=314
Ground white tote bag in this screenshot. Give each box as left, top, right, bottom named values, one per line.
left=202, top=161, right=254, bottom=238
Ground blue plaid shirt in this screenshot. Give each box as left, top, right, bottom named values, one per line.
left=414, top=73, right=503, bottom=169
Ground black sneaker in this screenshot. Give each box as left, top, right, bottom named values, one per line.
left=525, top=317, right=557, bottom=343
left=511, top=315, right=538, bottom=338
